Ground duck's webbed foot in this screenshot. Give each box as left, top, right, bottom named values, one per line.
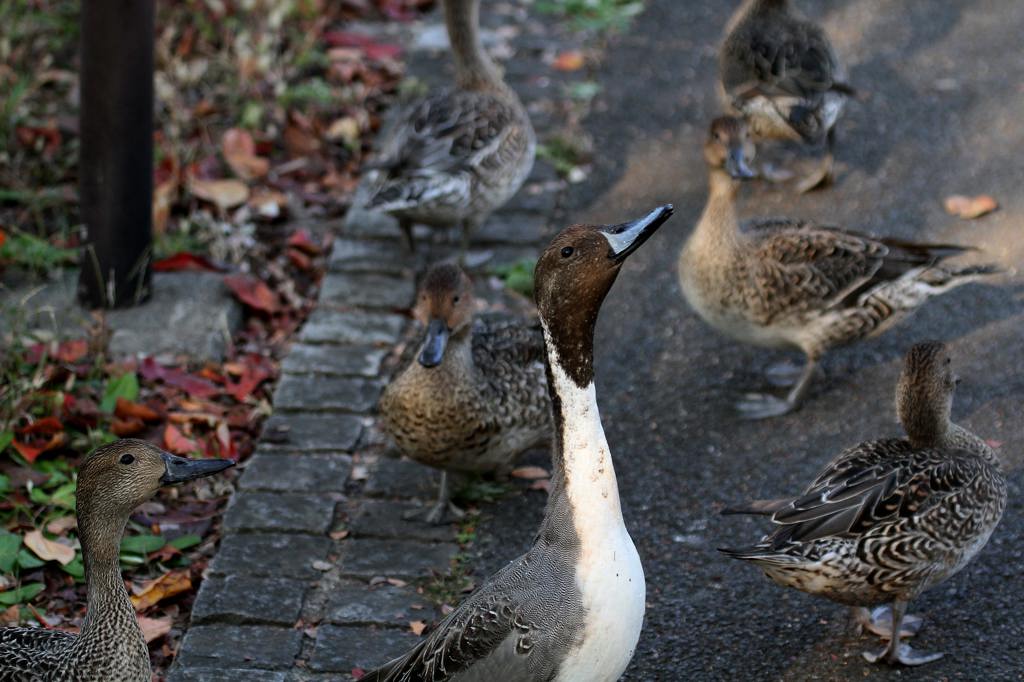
left=853, top=606, right=924, bottom=639
left=736, top=392, right=797, bottom=419
left=862, top=642, right=944, bottom=667
left=402, top=471, right=466, bottom=525
left=794, top=153, right=834, bottom=193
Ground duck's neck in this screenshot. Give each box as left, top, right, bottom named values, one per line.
left=691, top=169, right=742, bottom=254
left=537, top=328, right=626, bottom=550
left=77, top=506, right=143, bottom=644
left=444, top=0, right=504, bottom=92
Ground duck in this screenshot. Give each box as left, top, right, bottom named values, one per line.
left=0, top=439, right=233, bottom=681
left=378, top=262, right=551, bottom=524
left=677, top=116, right=1001, bottom=419
left=363, top=205, right=674, bottom=681
left=721, top=341, right=1007, bottom=666
left=364, top=0, right=535, bottom=255
left=719, top=0, right=854, bottom=192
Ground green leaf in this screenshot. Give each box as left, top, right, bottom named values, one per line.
left=0, top=583, right=45, bottom=606
left=0, top=473, right=10, bottom=495
left=16, top=548, right=45, bottom=570
left=168, top=534, right=201, bottom=551
left=0, top=532, right=21, bottom=572
left=100, top=372, right=139, bottom=413
left=0, top=431, right=13, bottom=454
left=120, top=534, right=166, bottom=555
left=48, top=481, right=77, bottom=509
left=61, top=557, right=85, bottom=579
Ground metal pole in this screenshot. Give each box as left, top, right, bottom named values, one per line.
left=77, top=0, right=154, bottom=308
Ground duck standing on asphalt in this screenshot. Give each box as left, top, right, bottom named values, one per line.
left=719, top=0, right=854, bottom=192
left=677, top=116, right=1001, bottom=418
left=364, top=205, right=674, bottom=681
left=364, top=0, right=535, bottom=256
left=722, top=341, right=1007, bottom=666
left=379, top=262, right=551, bottom=524
left=0, top=440, right=234, bottom=681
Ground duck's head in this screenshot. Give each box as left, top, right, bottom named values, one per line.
left=77, top=439, right=234, bottom=517
left=896, top=341, right=958, bottom=445
left=705, top=116, right=757, bottom=180
left=534, top=205, right=674, bottom=387
left=413, top=263, right=475, bottom=368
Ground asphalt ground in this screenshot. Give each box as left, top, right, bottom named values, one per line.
left=469, top=1, right=1024, bottom=679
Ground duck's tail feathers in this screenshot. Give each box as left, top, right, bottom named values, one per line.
left=718, top=545, right=799, bottom=567
left=830, top=81, right=860, bottom=98
left=721, top=498, right=791, bottom=516
left=923, top=262, right=1005, bottom=290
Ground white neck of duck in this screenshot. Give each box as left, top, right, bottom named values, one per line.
left=691, top=169, right=742, bottom=254
left=444, top=0, right=505, bottom=92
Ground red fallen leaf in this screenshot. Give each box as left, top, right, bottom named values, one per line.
left=115, top=398, right=162, bottom=422
left=286, top=228, right=322, bottom=255
left=552, top=50, right=585, bottom=71
left=163, top=424, right=199, bottom=455
left=18, top=417, right=64, bottom=435
left=224, top=354, right=275, bottom=402
left=0, top=229, right=5, bottom=248
left=139, top=358, right=219, bottom=398
left=322, top=31, right=402, bottom=60
left=153, top=252, right=226, bottom=273
left=111, top=417, right=146, bottom=437
left=287, top=248, right=313, bottom=271
left=223, top=274, right=279, bottom=314
left=12, top=432, right=65, bottom=463
left=15, top=125, right=61, bottom=157
left=55, top=339, right=88, bottom=363
left=986, top=439, right=1003, bottom=449
left=352, top=668, right=366, bottom=680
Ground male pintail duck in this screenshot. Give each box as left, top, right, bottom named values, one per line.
left=722, top=341, right=1007, bottom=666
left=364, top=0, right=535, bottom=255
left=379, top=262, right=551, bottom=523
left=364, top=205, right=674, bottom=681
left=719, top=0, right=854, bottom=192
left=0, top=440, right=233, bottom=681
left=677, top=116, right=1000, bottom=419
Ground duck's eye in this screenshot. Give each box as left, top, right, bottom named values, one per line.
left=453, top=295, right=460, bottom=303
left=120, top=454, right=135, bottom=465
left=560, top=246, right=574, bottom=258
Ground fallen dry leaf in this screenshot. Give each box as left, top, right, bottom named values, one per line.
left=224, top=274, right=280, bottom=314
left=222, top=128, right=270, bottom=180
left=510, top=466, right=549, bottom=480
left=111, top=417, right=146, bottom=437
left=115, top=398, right=162, bottom=422
left=409, top=620, right=427, bottom=636
left=131, top=570, right=192, bottom=611
left=189, top=177, right=250, bottom=211
left=385, top=577, right=407, bottom=588
left=163, top=424, right=199, bottom=455
left=943, top=194, right=998, bottom=219
left=45, top=516, right=77, bottom=535
left=529, top=479, right=552, bottom=494
left=24, top=530, right=76, bottom=566
left=552, top=50, right=585, bottom=71
left=137, top=615, right=174, bottom=643
left=1, top=605, right=18, bottom=626
left=329, top=529, right=350, bottom=540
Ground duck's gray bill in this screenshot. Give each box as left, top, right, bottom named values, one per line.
left=418, top=318, right=449, bottom=368
left=160, top=452, right=234, bottom=484
left=602, top=204, right=675, bottom=262
left=726, top=148, right=756, bottom=180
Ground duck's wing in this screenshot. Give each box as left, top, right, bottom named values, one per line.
left=363, top=550, right=574, bottom=682
left=742, top=221, right=974, bottom=325
left=0, top=627, right=75, bottom=675
left=762, top=441, right=990, bottom=550
left=472, top=314, right=546, bottom=368
left=367, top=90, right=529, bottom=214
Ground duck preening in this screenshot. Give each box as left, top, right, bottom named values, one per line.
left=719, top=0, right=854, bottom=192
left=0, top=440, right=233, bottom=682
left=364, top=205, right=674, bottom=681
left=364, top=0, right=535, bottom=255
left=378, top=262, right=551, bottom=524
left=677, top=116, right=1001, bottom=419
left=721, top=341, right=1007, bottom=666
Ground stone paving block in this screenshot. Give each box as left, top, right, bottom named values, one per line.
left=475, top=211, right=548, bottom=245
left=211, top=533, right=331, bottom=579
left=326, top=580, right=431, bottom=627
left=240, top=453, right=352, bottom=492
left=173, top=624, right=301, bottom=671
left=300, top=309, right=406, bottom=345
left=168, top=669, right=287, bottom=682
left=349, top=499, right=456, bottom=543
left=309, top=625, right=420, bottom=673
left=341, top=205, right=404, bottom=239
left=224, top=491, right=337, bottom=534
left=339, top=538, right=458, bottom=580
left=329, top=238, right=412, bottom=273
left=261, top=412, right=363, bottom=452
left=320, top=272, right=415, bottom=310
left=362, top=456, right=439, bottom=499
left=191, top=575, right=307, bottom=625
left=281, top=343, right=388, bottom=378
left=272, top=374, right=381, bottom=413
left=503, top=182, right=561, bottom=214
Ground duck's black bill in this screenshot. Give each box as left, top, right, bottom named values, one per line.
left=602, top=204, right=674, bottom=263
left=160, top=452, right=234, bottom=484
left=418, top=318, right=449, bottom=368
left=726, top=148, right=756, bottom=180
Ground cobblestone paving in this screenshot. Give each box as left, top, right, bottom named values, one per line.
left=169, top=3, right=583, bottom=679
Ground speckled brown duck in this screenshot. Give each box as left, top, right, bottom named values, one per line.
left=0, top=440, right=232, bottom=681
left=677, top=116, right=1001, bottom=419
left=365, top=205, right=673, bottom=682
left=719, top=0, right=854, bottom=192
left=364, top=0, right=535, bottom=254
left=378, top=263, right=551, bottom=523
left=722, top=341, right=1007, bottom=666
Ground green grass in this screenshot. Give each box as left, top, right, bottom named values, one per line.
left=0, top=228, right=77, bottom=272
left=536, top=0, right=644, bottom=34
left=537, top=134, right=590, bottom=177
left=490, top=257, right=537, bottom=298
